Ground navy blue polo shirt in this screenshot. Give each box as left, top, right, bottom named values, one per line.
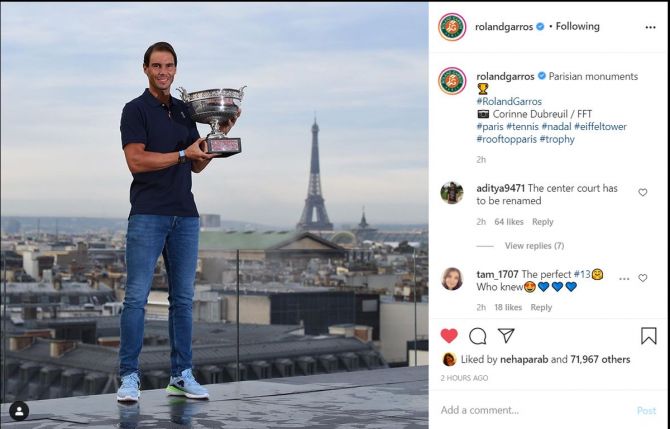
left=120, top=89, right=200, bottom=218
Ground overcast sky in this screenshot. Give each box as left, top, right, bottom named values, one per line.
left=1, top=2, right=428, bottom=228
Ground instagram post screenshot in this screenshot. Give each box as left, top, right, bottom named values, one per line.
left=1, top=1, right=667, bottom=428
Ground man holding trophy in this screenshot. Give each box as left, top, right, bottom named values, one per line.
left=117, top=41, right=242, bottom=402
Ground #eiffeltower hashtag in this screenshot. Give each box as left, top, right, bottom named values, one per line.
left=297, top=117, right=333, bottom=231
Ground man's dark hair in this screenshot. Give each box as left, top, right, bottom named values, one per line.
left=143, top=42, right=177, bottom=67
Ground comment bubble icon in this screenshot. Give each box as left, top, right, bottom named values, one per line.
left=469, top=327, right=487, bottom=345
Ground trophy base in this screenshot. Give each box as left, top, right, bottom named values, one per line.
left=206, top=136, right=241, bottom=158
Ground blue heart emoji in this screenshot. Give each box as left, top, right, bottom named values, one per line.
left=565, top=282, right=577, bottom=291
left=552, top=281, right=563, bottom=291
left=538, top=282, right=549, bottom=292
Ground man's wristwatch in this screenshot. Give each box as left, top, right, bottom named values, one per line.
left=178, top=150, right=186, bottom=164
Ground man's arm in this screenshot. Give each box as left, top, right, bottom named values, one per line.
left=191, top=158, right=211, bottom=174
left=191, top=139, right=212, bottom=173
left=124, top=138, right=213, bottom=174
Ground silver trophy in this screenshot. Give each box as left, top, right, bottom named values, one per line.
left=177, top=86, right=246, bottom=157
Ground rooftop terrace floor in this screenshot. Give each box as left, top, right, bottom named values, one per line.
left=1, top=366, right=428, bottom=428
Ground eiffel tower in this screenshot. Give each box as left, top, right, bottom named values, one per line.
left=297, top=117, right=333, bottom=231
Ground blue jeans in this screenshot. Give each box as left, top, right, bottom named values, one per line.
left=119, top=215, right=199, bottom=378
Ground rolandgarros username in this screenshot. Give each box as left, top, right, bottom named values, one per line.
left=474, top=21, right=600, bottom=32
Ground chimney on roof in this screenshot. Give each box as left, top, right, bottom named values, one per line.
left=50, top=340, right=77, bottom=358
left=9, top=335, right=35, bottom=351
left=354, top=325, right=372, bottom=343
left=97, top=336, right=120, bottom=347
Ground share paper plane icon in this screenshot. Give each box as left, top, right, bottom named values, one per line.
left=498, top=328, right=515, bottom=344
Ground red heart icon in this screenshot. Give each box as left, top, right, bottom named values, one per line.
left=441, top=328, right=458, bottom=343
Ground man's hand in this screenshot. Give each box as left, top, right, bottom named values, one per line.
left=185, top=137, right=215, bottom=162
left=218, top=109, right=242, bottom=134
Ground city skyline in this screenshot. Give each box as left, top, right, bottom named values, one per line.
left=0, top=214, right=428, bottom=235
left=1, top=2, right=428, bottom=226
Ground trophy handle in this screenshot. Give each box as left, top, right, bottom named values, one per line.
left=238, top=85, right=247, bottom=99
left=176, top=86, right=189, bottom=101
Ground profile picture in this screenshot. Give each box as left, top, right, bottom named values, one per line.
left=438, top=67, right=466, bottom=95
left=440, top=181, right=463, bottom=204
left=443, top=352, right=457, bottom=367
left=442, top=267, right=463, bottom=291
left=438, top=13, right=466, bottom=41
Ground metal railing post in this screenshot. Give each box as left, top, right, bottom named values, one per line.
left=236, top=249, right=240, bottom=381
left=413, top=248, right=417, bottom=367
